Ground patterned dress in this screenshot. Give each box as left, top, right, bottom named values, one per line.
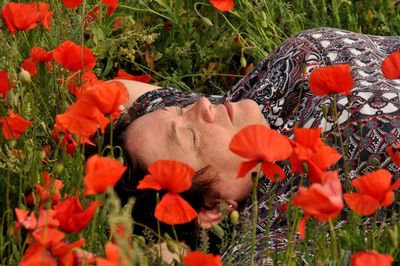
left=130, top=27, right=400, bottom=265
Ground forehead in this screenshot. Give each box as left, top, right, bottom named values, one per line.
left=124, top=109, right=197, bottom=168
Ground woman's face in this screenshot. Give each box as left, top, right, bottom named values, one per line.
left=125, top=98, right=267, bottom=202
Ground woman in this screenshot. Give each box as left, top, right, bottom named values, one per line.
left=111, top=27, right=400, bottom=263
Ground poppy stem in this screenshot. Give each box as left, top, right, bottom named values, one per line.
left=250, top=162, right=262, bottom=266
left=332, top=95, right=350, bottom=189
left=328, top=219, right=339, bottom=265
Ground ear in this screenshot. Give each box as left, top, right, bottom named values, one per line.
left=196, top=208, right=223, bottom=229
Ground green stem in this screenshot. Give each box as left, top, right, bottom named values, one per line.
left=250, top=162, right=262, bottom=266
left=329, top=219, right=338, bottom=265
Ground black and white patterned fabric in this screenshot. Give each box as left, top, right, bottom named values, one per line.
left=130, top=27, right=400, bottom=264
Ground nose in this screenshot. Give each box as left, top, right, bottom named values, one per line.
left=189, top=97, right=214, bottom=123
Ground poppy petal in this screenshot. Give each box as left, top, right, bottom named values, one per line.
left=309, top=64, right=354, bottom=96
left=53, top=41, right=96, bottom=71
left=208, top=0, right=234, bottom=12
left=351, top=250, right=394, bottom=266
left=0, top=70, right=13, bottom=98
left=32, top=228, right=65, bottom=248
left=137, top=160, right=195, bottom=193
left=261, top=162, right=285, bottom=182
left=183, top=250, right=223, bottom=266
left=236, top=161, right=258, bottom=178
left=297, top=214, right=310, bottom=238
left=62, top=0, right=82, bottom=9
left=84, top=155, right=127, bottom=195
left=351, top=169, right=392, bottom=200
left=114, top=69, right=152, bottom=83
left=343, top=193, right=379, bottom=216
left=229, top=124, right=293, bottom=162
left=381, top=51, right=400, bottom=80
left=155, top=193, right=197, bottom=225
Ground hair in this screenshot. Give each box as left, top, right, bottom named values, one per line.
left=88, top=105, right=222, bottom=250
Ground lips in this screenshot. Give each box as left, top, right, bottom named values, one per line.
left=224, top=102, right=233, bottom=123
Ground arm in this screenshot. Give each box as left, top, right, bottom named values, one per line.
left=116, top=79, right=161, bottom=109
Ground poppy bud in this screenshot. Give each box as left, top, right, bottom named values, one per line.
left=20, top=68, right=32, bottom=84
left=211, top=224, right=225, bottom=239
left=166, top=239, right=178, bottom=254
left=240, top=56, right=247, bottom=68
left=201, top=17, right=213, bottom=27
left=54, top=163, right=64, bottom=175
left=389, top=225, right=398, bottom=249
left=37, top=150, right=47, bottom=161
left=230, top=210, right=239, bottom=225
left=135, top=235, right=146, bottom=246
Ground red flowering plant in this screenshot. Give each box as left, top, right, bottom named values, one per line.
left=229, top=124, right=293, bottom=182
left=291, top=171, right=344, bottom=238
left=137, top=160, right=198, bottom=225
left=0, top=109, right=32, bottom=140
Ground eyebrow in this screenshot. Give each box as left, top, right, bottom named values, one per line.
left=158, top=107, right=181, bottom=146
left=169, top=121, right=181, bottom=147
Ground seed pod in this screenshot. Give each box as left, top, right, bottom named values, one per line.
left=389, top=225, right=398, bottom=249
left=166, top=239, right=178, bottom=254
left=20, top=68, right=32, bottom=84
left=201, top=17, right=213, bottom=27
left=230, top=210, right=239, bottom=225
left=211, top=224, right=225, bottom=239
left=240, top=56, right=247, bottom=68
left=54, top=163, right=64, bottom=175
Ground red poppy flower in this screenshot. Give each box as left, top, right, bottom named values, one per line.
left=79, top=80, right=128, bottom=115
left=351, top=250, right=393, bottom=266
left=29, top=2, right=53, bottom=32
left=0, top=109, right=32, bottom=140
left=229, top=124, right=293, bottom=182
left=0, top=70, right=13, bottom=98
left=55, top=100, right=109, bottom=143
left=84, top=155, right=127, bottom=195
left=53, top=41, right=96, bottom=72
left=343, top=169, right=400, bottom=216
left=54, top=197, right=101, bottom=233
left=30, top=47, right=53, bottom=62
left=96, top=242, right=120, bottom=266
left=102, top=0, right=118, bottom=15
left=15, top=208, right=38, bottom=231
left=86, top=6, right=100, bottom=28
left=208, top=0, right=234, bottom=12
left=381, top=51, right=400, bottom=80
left=288, top=128, right=342, bottom=183
left=309, top=64, right=354, bottom=96
left=183, top=251, right=223, bottom=266
left=32, top=228, right=65, bottom=248
left=292, top=171, right=344, bottom=238
left=51, top=124, right=77, bottom=155
left=66, top=71, right=99, bottom=98
left=19, top=242, right=57, bottom=266
left=1, top=2, right=40, bottom=34
left=386, top=144, right=400, bottom=168
left=51, top=238, right=86, bottom=265
left=35, top=171, right=64, bottom=206
left=114, top=69, right=152, bottom=83
left=22, top=58, right=38, bottom=77
left=62, top=0, right=82, bottom=9
left=36, top=209, right=60, bottom=229
left=137, top=160, right=198, bottom=225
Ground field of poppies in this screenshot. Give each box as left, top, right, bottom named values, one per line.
left=1, top=0, right=400, bottom=265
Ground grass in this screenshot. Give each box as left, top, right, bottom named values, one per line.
left=1, top=0, right=400, bottom=265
